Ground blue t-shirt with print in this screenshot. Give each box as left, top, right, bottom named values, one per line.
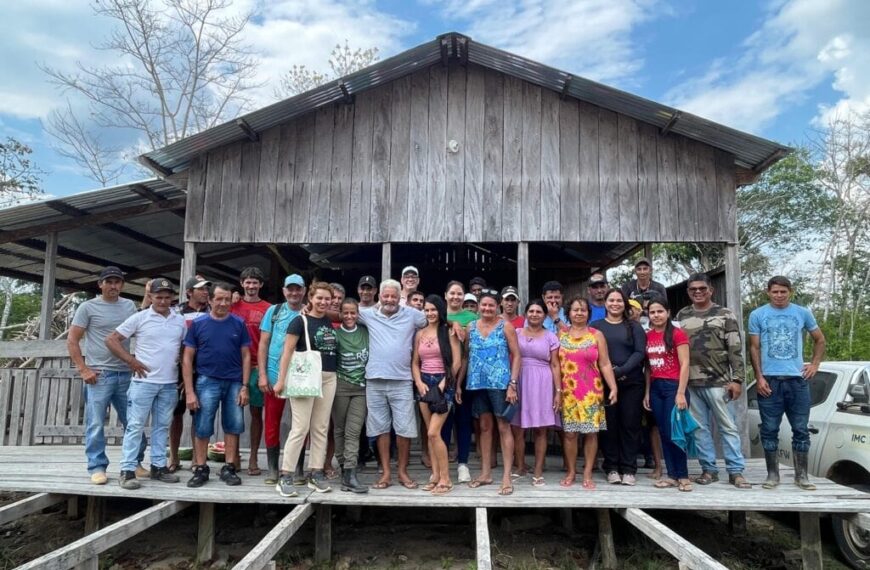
left=184, top=314, right=251, bottom=381
left=748, top=303, right=819, bottom=377
left=260, top=303, right=300, bottom=383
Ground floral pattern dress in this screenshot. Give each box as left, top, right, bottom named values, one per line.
left=558, top=328, right=606, bottom=433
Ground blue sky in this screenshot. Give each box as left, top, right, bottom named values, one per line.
left=1, top=0, right=867, bottom=200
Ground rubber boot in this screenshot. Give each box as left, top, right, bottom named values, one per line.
left=762, top=450, right=780, bottom=489
left=341, top=467, right=369, bottom=494
left=264, top=447, right=279, bottom=485
left=793, top=451, right=816, bottom=491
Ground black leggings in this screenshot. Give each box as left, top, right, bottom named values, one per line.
left=599, top=378, right=645, bottom=475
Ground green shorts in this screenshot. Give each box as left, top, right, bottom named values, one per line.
left=248, top=367, right=264, bottom=408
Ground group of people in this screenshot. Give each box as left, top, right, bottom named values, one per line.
left=69, top=258, right=825, bottom=497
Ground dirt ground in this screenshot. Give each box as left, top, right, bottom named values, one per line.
left=0, top=490, right=852, bottom=570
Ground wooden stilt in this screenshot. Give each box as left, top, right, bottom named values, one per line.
left=596, top=509, right=617, bottom=570
left=314, top=504, right=332, bottom=564
left=475, top=508, right=492, bottom=570
left=197, top=502, right=215, bottom=563
left=560, top=508, right=573, bottom=533
left=381, top=243, right=392, bottom=283
left=728, top=511, right=746, bottom=534
left=799, top=512, right=823, bottom=570
left=67, top=496, right=80, bottom=520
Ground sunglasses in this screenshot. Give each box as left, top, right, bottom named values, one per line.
left=688, top=286, right=709, bottom=293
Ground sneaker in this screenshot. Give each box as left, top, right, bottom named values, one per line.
left=607, top=471, right=622, bottom=484
left=220, top=464, right=242, bottom=486
left=187, top=464, right=210, bottom=488
left=293, top=471, right=308, bottom=486
left=119, top=470, right=140, bottom=490
left=134, top=464, right=150, bottom=478
left=90, top=472, right=108, bottom=485
left=457, top=464, right=471, bottom=484
left=307, top=470, right=332, bottom=493
left=276, top=474, right=298, bottom=497
left=621, top=474, right=637, bottom=486
left=150, top=465, right=180, bottom=484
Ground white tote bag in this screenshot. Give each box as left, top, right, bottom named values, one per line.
left=279, top=315, right=323, bottom=398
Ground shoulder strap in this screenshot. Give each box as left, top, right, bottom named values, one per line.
left=300, top=314, right=312, bottom=351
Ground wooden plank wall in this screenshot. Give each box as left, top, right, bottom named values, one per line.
left=185, top=64, right=737, bottom=245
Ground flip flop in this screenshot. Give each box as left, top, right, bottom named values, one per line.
left=247, top=466, right=262, bottom=476
left=468, top=478, right=493, bottom=488
left=582, top=479, right=596, bottom=490
left=498, top=485, right=514, bottom=496
left=372, top=480, right=392, bottom=490
left=559, top=476, right=575, bottom=487
left=432, top=483, right=453, bottom=495
left=422, top=481, right=438, bottom=492
left=655, top=479, right=678, bottom=489
left=399, top=479, right=419, bottom=490
left=678, top=480, right=694, bottom=492
left=531, top=476, right=545, bottom=487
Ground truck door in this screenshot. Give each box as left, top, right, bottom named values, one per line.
left=805, top=369, right=844, bottom=473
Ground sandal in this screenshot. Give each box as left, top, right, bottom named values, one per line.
left=372, top=480, right=392, bottom=490
left=422, top=481, right=438, bottom=492
left=559, top=475, right=575, bottom=488
left=531, top=476, right=545, bottom=487
left=693, top=472, right=719, bottom=485
left=729, top=473, right=752, bottom=489
left=498, top=484, right=514, bottom=496
left=678, top=479, right=693, bottom=492
left=247, top=466, right=262, bottom=476
left=654, top=479, right=678, bottom=489
left=399, top=479, right=419, bottom=490
left=468, top=478, right=493, bottom=489
left=432, top=483, right=453, bottom=495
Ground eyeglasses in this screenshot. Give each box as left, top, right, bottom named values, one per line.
left=688, top=286, right=709, bottom=293
left=590, top=283, right=607, bottom=288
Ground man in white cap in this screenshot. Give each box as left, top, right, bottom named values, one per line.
left=106, top=278, right=187, bottom=489
left=399, top=266, right=420, bottom=305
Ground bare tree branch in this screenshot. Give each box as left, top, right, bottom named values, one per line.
left=274, top=40, right=379, bottom=99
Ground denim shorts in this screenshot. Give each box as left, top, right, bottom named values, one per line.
left=365, top=379, right=418, bottom=438
left=416, top=373, right=455, bottom=413
left=193, top=375, right=245, bottom=438
left=471, top=388, right=510, bottom=419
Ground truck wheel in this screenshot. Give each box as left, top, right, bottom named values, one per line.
left=833, top=486, right=870, bottom=569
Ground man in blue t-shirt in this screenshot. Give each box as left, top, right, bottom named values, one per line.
left=748, top=275, right=825, bottom=492
left=182, top=282, right=251, bottom=488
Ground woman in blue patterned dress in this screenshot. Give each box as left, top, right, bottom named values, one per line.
left=464, top=292, right=522, bottom=495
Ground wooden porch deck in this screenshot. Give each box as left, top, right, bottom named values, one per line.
left=1, top=445, right=868, bottom=570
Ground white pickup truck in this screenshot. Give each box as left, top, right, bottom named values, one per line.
left=747, top=361, right=870, bottom=568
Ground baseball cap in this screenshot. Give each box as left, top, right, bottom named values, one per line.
left=151, top=278, right=175, bottom=294
left=542, top=280, right=563, bottom=293
left=500, top=286, right=519, bottom=299
left=401, top=265, right=419, bottom=276
left=628, top=299, right=642, bottom=312
left=283, top=274, right=305, bottom=287
left=98, top=266, right=124, bottom=281
left=185, top=277, right=212, bottom=291
left=358, top=275, right=377, bottom=288
left=589, top=274, right=608, bottom=286
left=634, top=257, right=652, bottom=268
left=463, top=293, right=478, bottom=303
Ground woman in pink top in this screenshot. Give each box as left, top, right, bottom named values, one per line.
left=412, top=295, right=461, bottom=495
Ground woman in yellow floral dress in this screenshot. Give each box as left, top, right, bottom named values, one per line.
left=558, top=297, right=619, bottom=488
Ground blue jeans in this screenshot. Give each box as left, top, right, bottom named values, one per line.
left=650, top=380, right=690, bottom=479
left=121, top=381, right=177, bottom=472
left=756, top=375, right=811, bottom=453
left=193, top=376, right=245, bottom=438
left=687, top=385, right=746, bottom=475
left=84, top=370, right=145, bottom=474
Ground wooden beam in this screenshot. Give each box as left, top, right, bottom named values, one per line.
left=475, top=507, right=492, bottom=570
left=17, top=238, right=138, bottom=273
left=0, top=246, right=92, bottom=276
left=128, top=183, right=186, bottom=220
left=560, top=75, right=574, bottom=101
left=0, top=197, right=186, bottom=245
left=0, top=267, right=94, bottom=292
left=236, top=118, right=259, bottom=142
left=17, top=500, right=189, bottom=570
left=232, top=504, right=313, bottom=570
left=266, top=245, right=293, bottom=276
left=381, top=243, right=391, bottom=283
left=617, top=508, right=727, bottom=570
left=39, top=232, right=58, bottom=340
left=139, top=155, right=173, bottom=177
left=660, top=111, right=682, bottom=136
left=517, top=242, right=529, bottom=305
left=753, top=148, right=789, bottom=173
left=198, top=502, right=215, bottom=563
left=181, top=242, right=197, bottom=304
left=596, top=509, right=617, bottom=570
left=314, top=505, right=332, bottom=564
left=0, top=493, right=66, bottom=526
left=799, top=512, right=823, bottom=570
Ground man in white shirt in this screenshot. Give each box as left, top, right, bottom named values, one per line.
left=106, top=278, right=187, bottom=489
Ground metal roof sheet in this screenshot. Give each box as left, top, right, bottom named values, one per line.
left=141, top=32, right=789, bottom=174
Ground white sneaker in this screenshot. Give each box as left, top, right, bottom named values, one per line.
left=457, top=464, right=471, bottom=483
left=607, top=471, right=622, bottom=484
left=621, top=474, right=637, bottom=486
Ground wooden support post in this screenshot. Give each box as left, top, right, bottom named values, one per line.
left=724, top=241, right=750, bottom=457
left=181, top=241, right=197, bottom=303
left=617, top=508, right=727, bottom=570
left=728, top=511, right=746, bottom=534
left=67, top=496, right=80, bottom=520
left=314, top=504, right=332, bottom=564
left=19, top=501, right=189, bottom=570
left=198, top=502, right=215, bottom=563
left=560, top=508, right=573, bottom=533
left=381, top=243, right=391, bottom=283
left=596, top=509, right=617, bottom=570
left=38, top=232, right=58, bottom=341
left=84, top=496, right=103, bottom=533
left=517, top=242, right=529, bottom=304
left=643, top=243, right=653, bottom=262
left=232, top=504, right=313, bottom=570
left=799, top=512, right=823, bottom=570
left=0, top=493, right=65, bottom=526
left=475, top=508, right=492, bottom=570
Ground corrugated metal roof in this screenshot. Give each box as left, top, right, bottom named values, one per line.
left=141, top=32, right=789, bottom=174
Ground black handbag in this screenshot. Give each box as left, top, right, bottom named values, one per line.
left=420, top=386, right=449, bottom=414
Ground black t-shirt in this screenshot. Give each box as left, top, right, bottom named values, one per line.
left=590, top=319, right=647, bottom=383
left=286, top=314, right=338, bottom=372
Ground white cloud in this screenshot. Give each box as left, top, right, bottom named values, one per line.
left=666, top=0, right=870, bottom=133
left=427, top=0, right=664, bottom=87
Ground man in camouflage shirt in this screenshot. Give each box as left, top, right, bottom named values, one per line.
left=675, top=273, right=751, bottom=489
